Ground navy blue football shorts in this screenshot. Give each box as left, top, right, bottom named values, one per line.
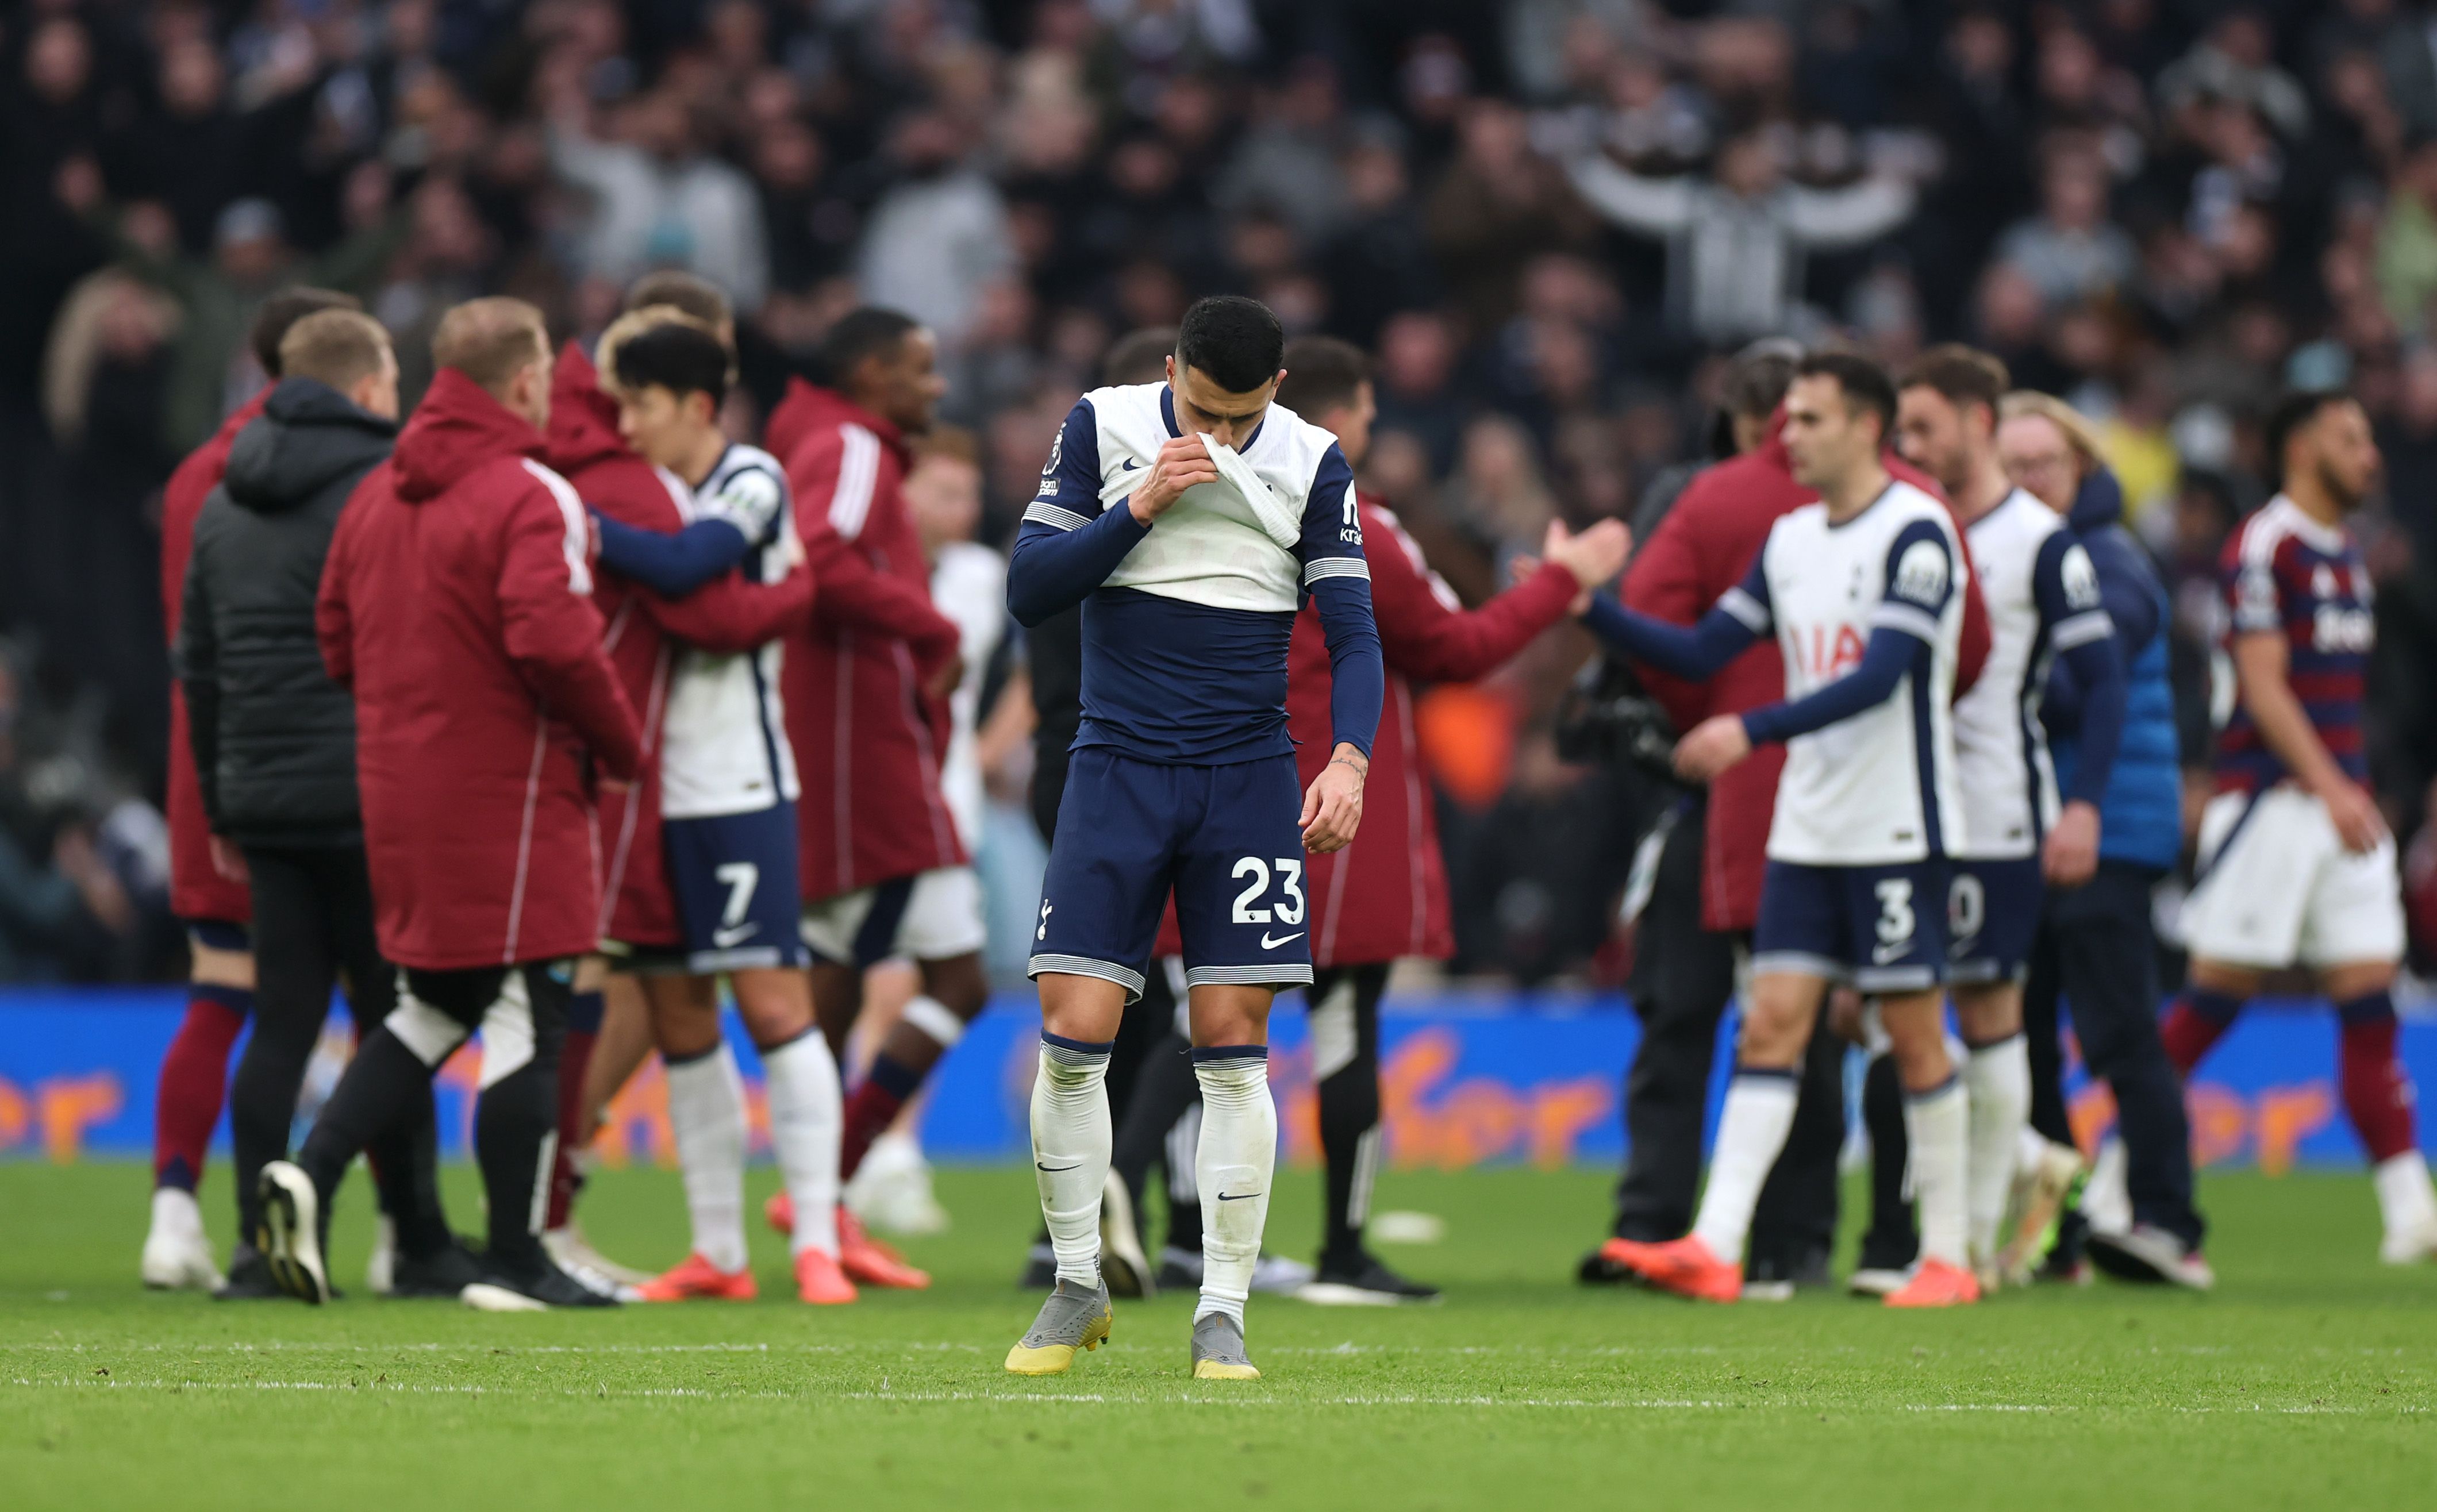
left=655, top=800, right=809, bottom=975
left=1751, top=857, right=1951, bottom=993
left=1945, top=855, right=2043, bottom=985
left=1030, top=747, right=1313, bottom=1001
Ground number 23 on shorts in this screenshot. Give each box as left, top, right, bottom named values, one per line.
left=1230, top=857, right=1305, bottom=925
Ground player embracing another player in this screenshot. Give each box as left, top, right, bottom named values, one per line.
left=1003, top=296, right=1382, bottom=1379
left=1583, top=351, right=1982, bottom=1307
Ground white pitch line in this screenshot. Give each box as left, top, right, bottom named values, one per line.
left=8, top=1376, right=2419, bottom=1417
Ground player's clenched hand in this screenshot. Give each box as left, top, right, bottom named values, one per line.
left=1672, top=713, right=1751, bottom=782
left=2321, top=778, right=2389, bottom=854
left=1300, top=743, right=1368, bottom=853
left=1543, top=518, right=1631, bottom=612
left=2042, top=799, right=2100, bottom=887
left=1127, top=436, right=1221, bottom=524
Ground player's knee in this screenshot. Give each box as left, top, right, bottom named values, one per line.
left=2321, top=960, right=2397, bottom=1003
left=920, top=951, right=990, bottom=1017
left=2187, top=959, right=2263, bottom=998
left=1951, top=983, right=2021, bottom=1043
left=190, top=943, right=256, bottom=990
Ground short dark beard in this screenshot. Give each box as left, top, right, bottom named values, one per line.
left=2317, top=455, right=2363, bottom=513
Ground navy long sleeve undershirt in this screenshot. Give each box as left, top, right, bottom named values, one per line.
left=590, top=512, right=751, bottom=597
left=1310, top=575, right=1383, bottom=759
left=1006, top=503, right=1152, bottom=628
left=1579, top=596, right=1938, bottom=747
left=1742, top=626, right=1919, bottom=744
left=1578, top=595, right=1759, bottom=682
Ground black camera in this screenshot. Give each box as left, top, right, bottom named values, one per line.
left=1554, top=655, right=1679, bottom=782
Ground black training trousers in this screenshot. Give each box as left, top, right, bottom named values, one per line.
left=232, top=844, right=444, bottom=1253
left=300, top=958, right=572, bottom=1268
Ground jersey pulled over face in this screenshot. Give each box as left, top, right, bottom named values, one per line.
left=654, top=443, right=800, bottom=818
left=1743, top=479, right=1969, bottom=865
left=1951, top=488, right=2112, bottom=859
left=1025, top=381, right=1364, bottom=763
left=2216, top=494, right=2373, bottom=796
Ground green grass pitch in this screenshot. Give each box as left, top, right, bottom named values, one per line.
left=5, top=1159, right=2433, bottom=1510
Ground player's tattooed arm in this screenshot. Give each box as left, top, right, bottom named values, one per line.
left=1301, top=744, right=1368, bottom=854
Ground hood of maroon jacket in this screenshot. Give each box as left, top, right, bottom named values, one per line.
left=161, top=394, right=270, bottom=925
left=320, top=368, right=641, bottom=970
left=546, top=340, right=683, bottom=946
left=1619, top=415, right=1989, bottom=931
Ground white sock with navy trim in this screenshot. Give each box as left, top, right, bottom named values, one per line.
left=665, top=1043, right=749, bottom=1273
left=1690, top=1068, right=1799, bottom=1263
left=1194, top=1046, right=1275, bottom=1328
left=1906, top=1075, right=1970, bottom=1268
left=1963, top=1032, right=2031, bottom=1264
left=761, top=1029, right=843, bottom=1259
left=1032, top=1032, right=1113, bottom=1288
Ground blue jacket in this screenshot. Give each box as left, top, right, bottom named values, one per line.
left=2042, top=471, right=2182, bottom=871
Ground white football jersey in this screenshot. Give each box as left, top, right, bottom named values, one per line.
left=1952, top=488, right=2112, bottom=859
left=930, top=539, right=1006, bottom=849
left=1025, top=380, right=1364, bottom=614
left=656, top=444, right=801, bottom=819
left=1750, top=480, right=1968, bottom=865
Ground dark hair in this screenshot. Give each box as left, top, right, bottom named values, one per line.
left=613, top=320, right=733, bottom=405
left=252, top=287, right=362, bottom=378
left=1900, top=344, right=2009, bottom=417
left=622, top=270, right=732, bottom=329
left=1101, top=326, right=1177, bottom=386
left=2265, top=388, right=2354, bottom=482
left=1175, top=295, right=1283, bottom=395
left=1721, top=341, right=1800, bottom=421
left=1794, top=349, right=1898, bottom=444
left=1276, top=335, right=1370, bottom=420
left=821, top=307, right=919, bottom=390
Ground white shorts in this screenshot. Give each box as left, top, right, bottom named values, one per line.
left=2180, top=786, right=2404, bottom=970
left=800, top=867, right=986, bottom=967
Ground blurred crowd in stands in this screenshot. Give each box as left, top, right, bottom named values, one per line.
left=3, top=0, right=2436, bottom=986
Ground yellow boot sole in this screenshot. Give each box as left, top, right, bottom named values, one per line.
left=1004, top=1314, right=1110, bottom=1375
left=1191, top=1358, right=1260, bottom=1381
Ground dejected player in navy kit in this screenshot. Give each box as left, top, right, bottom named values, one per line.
left=1002, top=297, right=1383, bottom=1380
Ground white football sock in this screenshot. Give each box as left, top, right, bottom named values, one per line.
left=1907, top=1076, right=1970, bottom=1268
left=2373, top=1151, right=2437, bottom=1237
left=665, top=1044, right=749, bottom=1272
left=1690, top=1070, right=1799, bottom=1263
left=2082, top=1135, right=2131, bottom=1236
left=1963, top=1033, right=2031, bottom=1264
left=761, top=1030, right=843, bottom=1258
left=1194, top=1047, right=1275, bottom=1328
left=1031, top=1032, right=1113, bottom=1288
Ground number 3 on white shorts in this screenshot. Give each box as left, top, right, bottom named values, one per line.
left=716, top=862, right=759, bottom=929
left=1229, top=857, right=1306, bottom=925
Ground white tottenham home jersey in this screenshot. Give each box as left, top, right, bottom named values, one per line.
left=1027, top=381, right=1362, bottom=614
left=655, top=444, right=801, bottom=819
left=1952, top=488, right=2112, bottom=859
left=1747, top=480, right=1969, bottom=865
left=929, top=539, right=1006, bottom=849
